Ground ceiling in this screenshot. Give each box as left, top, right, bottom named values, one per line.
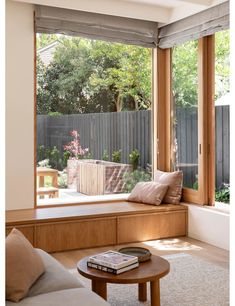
left=12, top=0, right=228, bottom=25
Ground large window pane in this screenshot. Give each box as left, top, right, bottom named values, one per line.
left=36, top=34, right=152, bottom=205
left=215, top=30, right=230, bottom=204
left=172, top=40, right=199, bottom=189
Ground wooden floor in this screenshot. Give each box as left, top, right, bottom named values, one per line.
left=52, top=236, right=229, bottom=270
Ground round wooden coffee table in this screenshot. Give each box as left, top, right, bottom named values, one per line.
left=77, top=255, right=170, bottom=306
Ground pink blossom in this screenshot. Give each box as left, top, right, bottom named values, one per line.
left=64, top=130, right=89, bottom=159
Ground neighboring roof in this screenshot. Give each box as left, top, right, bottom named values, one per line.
left=37, top=41, right=59, bottom=66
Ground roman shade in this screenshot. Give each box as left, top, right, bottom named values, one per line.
left=158, top=1, right=229, bottom=49
left=35, top=6, right=158, bottom=48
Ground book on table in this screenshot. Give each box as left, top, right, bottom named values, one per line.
left=87, top=261, right=139, bottom=274
left=88, top=250, right=139, bottom=270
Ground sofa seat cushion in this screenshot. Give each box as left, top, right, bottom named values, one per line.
left=6, top=288, right=110, bottom=306
left=26, top=249, right=84, bottom=297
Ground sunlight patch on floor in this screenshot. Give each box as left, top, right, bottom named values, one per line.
left=143, top=238, right=202, bottom=251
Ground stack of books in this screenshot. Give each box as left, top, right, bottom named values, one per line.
left=87, top=250, right=139, bottom=275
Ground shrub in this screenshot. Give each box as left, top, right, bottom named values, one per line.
left=48, top=111, right=62, bottom=117
left=123, top=169, right=151, bottom=193
left=37, top=159, right=51, bottom=168
left=102, top=150, right=109, bottom=161
left=62, top=151, right=71, bottom=168
left=129, top=149, right=140, bottom=170
left=50, top=146, right=60, bottom=169
left=215, top=184, right=230, bottom=204
left=112, top=150, right=121, bottom=163
left=38, top=145, right=45, bottom=162
left=58, top=170, right=68, bottom=188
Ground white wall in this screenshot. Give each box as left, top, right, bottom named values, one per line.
left=6, top=0, right=35, bottom=210
left=186, top=204, right=230, bottom=250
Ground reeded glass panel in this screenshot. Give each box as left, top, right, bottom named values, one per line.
left=172, top=40, right=199, bottom=189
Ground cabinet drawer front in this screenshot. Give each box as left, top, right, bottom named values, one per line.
left=35, top=217, right=117, bottom=252
left=6, top=226, right=35, bottom=245
left=118, top=211, right=187, bottom=244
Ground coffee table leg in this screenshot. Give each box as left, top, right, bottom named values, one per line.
left=138, top=283, right=147, bottom=301
left=150, top=280, right=160, bottom=306
left=92, top=280, right=107, bottom=300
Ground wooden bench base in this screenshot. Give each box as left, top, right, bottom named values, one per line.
left=6, top=201, right=188, bottom=252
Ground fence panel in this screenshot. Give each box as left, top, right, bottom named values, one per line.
left=37, top=106, right=229, bottom=188
left=37, top=110, right=152, bottom=169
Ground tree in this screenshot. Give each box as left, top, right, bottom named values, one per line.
left=89, top=41, right=152, bottom=111
left=36, top=36, right=152, bottom=114
left=172, top=30, right=230, bottom=107
left=172, top=40, right=198, bottom=107
left=215, top=29, right=230, bottom=100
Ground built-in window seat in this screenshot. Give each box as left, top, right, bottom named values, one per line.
left=6, top=201, right=188, bottom=252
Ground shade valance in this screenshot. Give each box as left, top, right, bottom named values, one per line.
left=35, top=5, right=158, bottom=48
left=158, top=1, right=229, bottom=49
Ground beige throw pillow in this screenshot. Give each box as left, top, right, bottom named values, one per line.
left=128, top=181, right=168, bottom=205
left=6, top=228, right=45, bottom=302
left=154, top=170, right=183, bottom=204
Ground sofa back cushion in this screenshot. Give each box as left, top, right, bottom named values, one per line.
left=6, top=228, right=45, bottom=302
left=154, top=170, right=183, bottom=204
left=128, top=181, right=168, bottom=205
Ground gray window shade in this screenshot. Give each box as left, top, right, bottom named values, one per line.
left=158, top=1, right=229, bottom=49
left=35, top=5, right=158, bottom=48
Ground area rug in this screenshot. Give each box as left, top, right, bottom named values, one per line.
left=70, top=253, right=229, bottom=306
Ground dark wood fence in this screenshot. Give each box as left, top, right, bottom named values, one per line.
left=37, top=106, right=230, bottom=189
left=175, top=106, right=230, bottom=189
left=37, top=110, right=152, bottom=169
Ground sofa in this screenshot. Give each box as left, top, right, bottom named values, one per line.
left=6, top=248, right=110, bottom=306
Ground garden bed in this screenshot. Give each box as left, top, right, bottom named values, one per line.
left=67, top=159, right=132, bottom=195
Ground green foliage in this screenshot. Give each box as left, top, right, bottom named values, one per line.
left=37, top=35, right=152, bottom=114
left=129, top=149, right=140, bottom=170
left=62, top=151, right=71, bottom=168
left=48, top=112, right=62, bottom=117
left=215, top=185, right=230, bottom=204
left=38, top=145, right=45, bottom=162
left=102, top=150, right=109, bottom=161
left=112, top=150, right=121, bottom=163
left=123, top=170, right=151, bottom=193
left=172, top=30, right=230, bottom=107
left=37, top=33, right=58, bottom=49
left=58, top=170, right=68, bottom=188
left=215, top=30, right=230, bottom=100
left=50, top=146, right=60, bottom=169
left=37, top=159, right=51, bottom=168
left=172, top=40, right=198, bottom=107
left=37, top=145, right=65, bottom=170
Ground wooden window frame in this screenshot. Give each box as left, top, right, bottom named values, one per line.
left=34, top=21, right=215, bottom=207
left=154, top=36, right=215, bottom=205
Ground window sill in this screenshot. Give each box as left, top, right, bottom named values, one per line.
left=183, top=202, right=230, bottom=215
left=37, top=193, right=130, bottom=207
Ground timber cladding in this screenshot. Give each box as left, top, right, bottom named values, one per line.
left=6, top=202, right=188, bottom=252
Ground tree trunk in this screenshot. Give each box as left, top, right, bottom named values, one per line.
left=115, top=92, right=123, bottom=112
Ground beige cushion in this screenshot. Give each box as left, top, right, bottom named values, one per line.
left=154, top=170, right=183, bottom=204
left=128, top=181, right=168, bottom=205
left=6, top=229, right=45, bottom=302
left=6, top=288, right=110, bottom=306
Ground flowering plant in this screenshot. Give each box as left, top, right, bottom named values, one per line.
left=63, top=130, right=89, bottom=159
